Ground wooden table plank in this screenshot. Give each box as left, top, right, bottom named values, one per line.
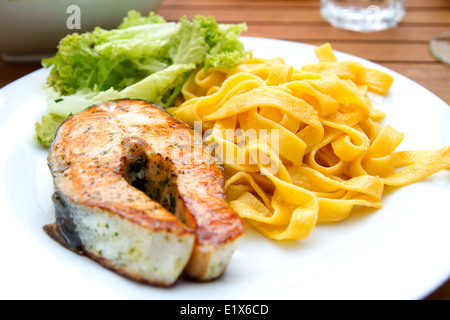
left=426, top=278, right=450, bottom=300
left=157, top=7, right=324, bottom=24
left=403, top=10, right=450, bottom=24
left=157, top=6, right=450, bottom=25
left=160, top=0, right=450, bottom=9
left=381, top=62, right=450, bottom=105
left=244, top=25, right=450, bottom=43
left=308, top=42, right=437, bottom=62
left=0, top=59, right=41, bottom=88
left=161, top=0, right=321, bottom=7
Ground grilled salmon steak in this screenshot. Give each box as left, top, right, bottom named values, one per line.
left=44, top=99, right=245, bottom=286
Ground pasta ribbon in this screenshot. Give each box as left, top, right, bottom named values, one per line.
left=168, top=43, right=450, bottom=241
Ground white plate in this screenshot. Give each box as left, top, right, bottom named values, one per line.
left=0, top=37, right=449, bottom=300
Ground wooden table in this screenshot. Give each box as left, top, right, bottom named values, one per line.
left=0, top=0, right=448, bottom=300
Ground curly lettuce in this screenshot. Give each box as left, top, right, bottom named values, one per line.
left=35, top=11, right=250, bottom=147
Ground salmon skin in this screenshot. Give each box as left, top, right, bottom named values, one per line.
left=44, top=99, right=245, bottom=287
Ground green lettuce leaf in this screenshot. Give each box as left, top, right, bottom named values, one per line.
left=117, top=11, right=166, bottom=29
left=92, top=63, right=196, bottom=104
left=35, top=112, right=68, bottom=148
left=36, top=11, right=250, bottom=148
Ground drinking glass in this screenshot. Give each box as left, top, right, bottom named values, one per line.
left=429, top=30, right=450, bottom=65
left=320, top=0, right=407, bottom=32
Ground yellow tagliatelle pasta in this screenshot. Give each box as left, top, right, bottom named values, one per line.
left=167, top=43, right=450, bottom=241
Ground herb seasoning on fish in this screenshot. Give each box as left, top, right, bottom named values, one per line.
left=44, top=99, right=245, bottom=286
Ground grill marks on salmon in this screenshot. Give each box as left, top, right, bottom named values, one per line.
left=44, top=99, right=245, bottom=286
